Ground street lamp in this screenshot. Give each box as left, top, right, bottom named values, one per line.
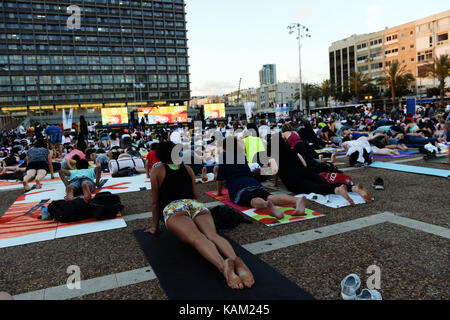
left=288, top=23, right=311, bottom=114
left=365, top=96, right=373, bottom=111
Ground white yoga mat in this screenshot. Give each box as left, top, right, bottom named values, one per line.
left=295, top=192, right=368, bottom=208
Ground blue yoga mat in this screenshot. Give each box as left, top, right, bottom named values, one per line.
left=369, top=161, right=450, bottom=178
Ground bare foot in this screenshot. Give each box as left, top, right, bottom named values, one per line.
left=83, top=193, right=92, bottom=203
left=319, top=155, right=324, bottom=162
left=352, top=183, right=373, bottom=203
left=65, top=195, right=75, bottom=201
left=22, top=182, right=31, bottom=192
left=292, top=196, right=307, bottom=216
left=35, top=181, right=42, bottom=189
left=331, top=153, right=337, bottom=163
left=335, top=185, right=355, bottom=207
left=234, top=257, right=255, bottom=288
left=223, top=259, right=243, bottom=290
left=267, top=200, right=284, bottom=219
left=201, top=167, right=208, bottom=182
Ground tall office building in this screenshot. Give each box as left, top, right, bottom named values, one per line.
left=0, top=0, right=190, bottom=115
left=259, top=64, right=277, bottom=86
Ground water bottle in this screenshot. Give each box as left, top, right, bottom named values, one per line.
left=41, top=206, right=49, bottom=220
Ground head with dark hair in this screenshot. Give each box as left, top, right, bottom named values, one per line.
left=156, top=141, right=176, bottom=164
left=76, top=159, right=89, bottom=170
left=150, top=142, right=159, bottom=151
left=302, top=120, right=313, bottom=130
left=80, top=116, right=87, bottom=125
left=34, top=139, right=47, bottom=149
left=281, top=123, right=294, bottom=133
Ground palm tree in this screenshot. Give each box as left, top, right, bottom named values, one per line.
left=295, top=83, right=317, bottom=115
left=321, top=80, right=331, bottom=107
left=350, top=72, right=370, bottom=102
left=425, top=54, right=450, bottom=106
left=377, top=61, right=415, bottom=108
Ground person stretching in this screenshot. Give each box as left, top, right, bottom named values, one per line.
left=145, top=141, right=255, bottom=290
left=216, top=136, right=307, bottom=219
left=59, top=159, right=101, bottom=203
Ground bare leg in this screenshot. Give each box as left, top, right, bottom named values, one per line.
left=250, top=197, right=283, bottom=219
left=213, top=165, right=219, bottom=180
left=331, top=152, right=337, bottom=164
left=81, top=183, right=92, bottom=203
left=335, top=185, right=355, bottom=207
left=23, top=169, right=36, bottom=191
left=35, top=169, right=46, bottom=189
left=0, top=292, right=13, bottom=300
left=167, top=213, right=243, bottom=290
left=201, top=166, right=208, bottom=182
left=352, top=183, right=373, bottom=203
left=65, top=186, right=76, bottom=201
left=268, top=194, right=306, bottom=216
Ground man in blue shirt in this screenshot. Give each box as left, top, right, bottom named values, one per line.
left=44, top=125, right=63, bottom=153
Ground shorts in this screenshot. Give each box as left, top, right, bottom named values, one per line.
left=234, top=186, right=271, bottom=207
left=163, top=199, right=209, bottom=224
left=27, top=161, right=49, bottom=172
left=49, top=132, right=62, bottom=145
left=68, top=177, right=96, bottom=193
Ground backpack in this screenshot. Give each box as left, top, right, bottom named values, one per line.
left=48, top=198, right=93, bottom=223
left=88, top=192, right=124, bottom=220
left=210, top=205, right=252, bottom=230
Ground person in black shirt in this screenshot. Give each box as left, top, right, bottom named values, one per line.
left=145, top=141, right=255, bottom=290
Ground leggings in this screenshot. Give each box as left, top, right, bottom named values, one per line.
left=284, top=172, right=351, bottom=195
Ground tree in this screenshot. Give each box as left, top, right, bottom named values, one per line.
left=350, top=72, right=370, bottom=102
left=425, top=54, right=450, bottom=106
left=377, top=61, right=415, bottom=108
left=321, top=80, right=332, bottom=107
left=294, top=83, right=318, bottom=115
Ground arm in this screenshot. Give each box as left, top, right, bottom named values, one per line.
left=94, top=166, right=101, bottom=187
left=145, top=168, right=161, bottom=235
left=48, top=152, right=54, bottom=179
left=185, top=165, right=200, bottom=200
left=145, top=159, right=150, bottom=178
left=270, top=173, right=278, bottom=188
left=217, top=180, right=223, bottom=196
left=59, top=169, right=70, bottom=187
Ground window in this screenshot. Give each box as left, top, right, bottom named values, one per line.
left=357, top=43, right=367, bottom=50
left=437, top=33, right=448, bottom=43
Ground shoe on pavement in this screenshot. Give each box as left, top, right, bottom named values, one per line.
left=373, top=178, right=384, bottom=190
left=355, top=289, right=382, bottom=300
left=341, top=274, right=361, bottom=300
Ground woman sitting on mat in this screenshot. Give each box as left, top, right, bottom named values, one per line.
left=216, top=136, right=307, bottom=219
left=145, top=141, right=255, bottom=291
left=268, top=134, right=372, bottom=205
left=22, top=139, right=54, bottom=191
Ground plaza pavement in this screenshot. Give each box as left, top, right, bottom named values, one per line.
left=0, top=155, right=449, bottom=300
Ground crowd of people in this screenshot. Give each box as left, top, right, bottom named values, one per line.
left=0, top=103, right=449, bottom=290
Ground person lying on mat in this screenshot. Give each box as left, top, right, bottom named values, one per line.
left=59, top=159, right=101, bottom=203
left=268, top=134, right=372, bottom=205
left=144, top=141, right=255, bottom=290
left=216, top=136, right=307, bottom=219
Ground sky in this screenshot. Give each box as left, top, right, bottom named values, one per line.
left=185, top=0, right=449, bottom=97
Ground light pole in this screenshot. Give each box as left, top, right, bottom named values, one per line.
left=288, top=23, right=311, bottom=114
left=35, top=77, right=42, bottom=123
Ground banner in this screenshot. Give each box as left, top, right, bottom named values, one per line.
left=275, top=104, right=290, bottom=120
left=62, top=109, right=67, bottom=129
left=101, top=108, right=129, bottom=126
left=204, top=103, right=226, bottom=119
left=138, top=106, right=188, bottom=125
left=244, top=102, right=255, bottom=120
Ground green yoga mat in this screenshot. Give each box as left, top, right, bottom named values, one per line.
left=369, top=161, right=450, bottom=178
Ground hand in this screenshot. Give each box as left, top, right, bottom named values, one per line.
left=144, top=225, right=161, bottom=235
left=51, top=175, right=55, bottom=180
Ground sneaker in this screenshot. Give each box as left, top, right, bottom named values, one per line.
left=355, top=289, right=382, bottom=300
left=341, top=274, right=361, bottom=300
left=373, top=178, right=384, bottom=190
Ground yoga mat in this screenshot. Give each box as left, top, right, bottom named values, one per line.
left=206, top=190, right=324, bottom=227
left=97, top=174, right=151, bottom=193
left=372, top=150, right=420, bottom=159
left=134, top=228, right=315, bottom=300
left=369, top=161, right=450, bottom=178
left=295, top=192, right=369, bottom=209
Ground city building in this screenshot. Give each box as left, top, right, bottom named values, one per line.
left=329, top=10, right=450, bottom=99
left=0, top=0, right=190, bottom=116
left=259, top=64, right=277, bottom=86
